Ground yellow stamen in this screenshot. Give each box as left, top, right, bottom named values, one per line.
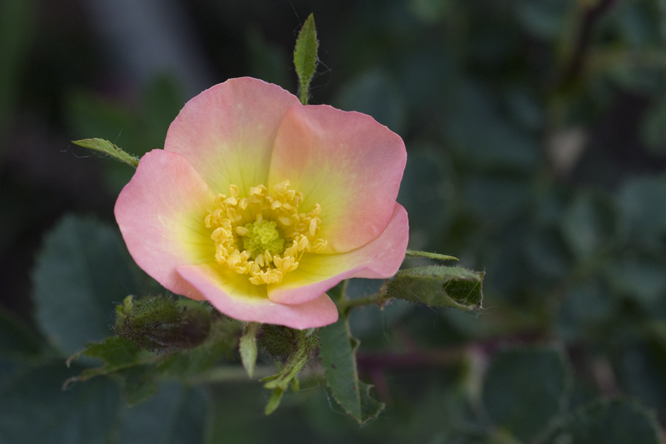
left=204, top=181, right=328, bottom=285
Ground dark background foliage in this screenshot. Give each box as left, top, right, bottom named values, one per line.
left=2, top=0, right=666, bottom=442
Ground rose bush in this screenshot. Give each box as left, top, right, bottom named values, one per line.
left=115, top=77, right=409, bottom=329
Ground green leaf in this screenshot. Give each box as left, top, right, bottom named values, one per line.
left=334, top=69, right=406, bottom=133
left=556, top=278, right=616, bottom=341
left=606, top=254, right=666, bottom=306
left=544, top=398, right=661, bottom=444
left=68, top=315, right=242, bottom=406
left=397, top=148, right=456, bottom=239
left=515, top=0, right=569, bottom=41
left=72, top=138, right=140, bottom=168
left=319, top=317, right=384, bottom=425
left=640, top=93, right=666, bottom=155
left=246, top=27, right=290, bottom=89
left=116, top=383, right=207, bottom=444
left=617, top=175, right=666, bottom=249
left=447, top=82, right=540, bottom=171
left=69, top=336, right=142, bottom=380
left=0, top=363, right=121, bottom=444
left=64, top=336, right=155, bottom=406
left=120, top=365, right=159, bottom=406
left=240, top=322, right=260, bottom=378
left=561, top=192, right=616, bottom=262
left=293, top=13, right=318, bottom=105
left=0, top=304, right=43, bottom=358
left=482, top=346, right=572, bottom=441
left=387, top=266, right=484, bottom=310
left=32, top=215, right=145, bottom=356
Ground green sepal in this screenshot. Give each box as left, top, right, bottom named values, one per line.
left=67, top=314, right=242, bottom=406
left=405, top=249, right=459, bottom=262
left=239, top=322, right=260, bottom=378
left=259, top=327, right=319, bottom=415
left=293, top=13, right=318, bottom=105
left=387, top=265, right=484, bottom=310
left=72, top=138, right=140, bottom=168
left=264, top=388, right=285, bottom=415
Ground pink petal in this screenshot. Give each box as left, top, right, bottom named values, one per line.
left=268, top=105, right=407, bottom=253
left=165, top=77, right=302, bottom=196
left=115, top=150, right=216, bottom=300
left=267, top=203, right=409, bottom=305
left=177, top=264, right=339, bottom=329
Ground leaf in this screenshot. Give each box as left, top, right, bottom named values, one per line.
left=32, top=215, right=145, bottom=356
left=0, top=363, right=121, bottom=444
left=556, top=278, right=616, bottom=341
left=120, top=365, right=159, bottom=406
left=387, top=266, right=484, bottom=310
left=544, top=398, right=661, bottom=444
left=69, top=336, right=142, bottom=380
left=72, top=138, right=139, bottom=168
left=639, top=93, right=666, bottom=155
left=116, top=383, right=207, bottom=444
left=561, top=192, right=617, bottom=262
left=68, top=314, right=241, bottom=405
left=446, top=82, right=540, bottom=171
left=0, top=304, right=43, bottom=358
left=240, top=322, right=260, bottom=378
left=293, top=13, right=318, bottom=105
left=616, top=175, right=666, bottom=249
left=515, top=0, right=569, bottom=40
left=246, top=27, right=290, bottom=89
left=482, top=346, right=572, bottom=441
left=606, top=254, right=666, bottom=306
left=319, top=316, right=384, bottom=425
left=397, top=148, right=456, bottom=239
left=334, top=69, right=406, bottom=133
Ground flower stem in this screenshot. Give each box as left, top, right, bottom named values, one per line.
left=336, top=291, right=391, bottom=316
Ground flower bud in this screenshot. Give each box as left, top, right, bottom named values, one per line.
left=114, top=295, right=211, bottom=352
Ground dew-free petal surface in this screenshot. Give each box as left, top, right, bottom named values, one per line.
left=165, top=77, right=302, bottom=196
left=268, top=105, right=406, bottom=253
left=267, top=203, right=409, bottom=305
left=177, top=264, right=339, bottom=329
left=115, top=150, right=216, bottom=300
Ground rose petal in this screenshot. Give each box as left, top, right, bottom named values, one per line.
left=115, top=150, right=216, bottom=300
left=177, top=264, right=339, bottom=329
left=267, top=203, right=408, bottom=305
left=268, top=105, right=406, bottom=253
left=165, top=77, right=301, bottom=196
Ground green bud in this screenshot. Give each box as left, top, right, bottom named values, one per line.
left=387, top=265, right=484, bottom=310
left=113, top=295, right=211, bottom=352
left=260, top=325, right=319, bottom=363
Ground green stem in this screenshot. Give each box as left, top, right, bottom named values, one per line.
left=190, top=365, right=324, bottom=385
left=336, top=291, right=391, bottom=316
left=299, top=86, right=309, bottom=105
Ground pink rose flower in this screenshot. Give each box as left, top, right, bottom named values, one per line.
left=115, top=77, right=408, bottom=329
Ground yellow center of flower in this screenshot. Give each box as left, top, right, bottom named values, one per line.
left=204, top=180, right=328, bottom=285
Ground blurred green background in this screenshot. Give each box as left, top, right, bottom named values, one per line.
left=2, top=0, right=666, bottom=442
